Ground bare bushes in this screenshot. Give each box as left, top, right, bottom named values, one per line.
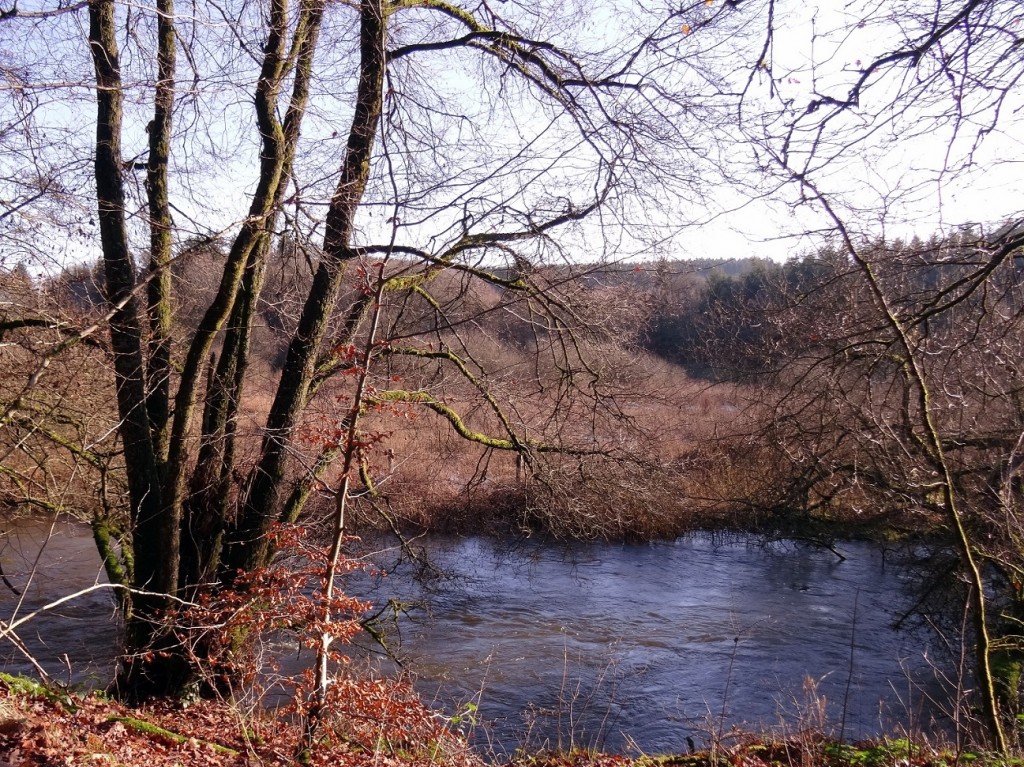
left=0, top=276, right=125, bottom=545
left=350, top=458, right=692, bottom=541
left=332, top=377, right=758, bottom=542
left=515, top=457, right=689, bottom=540
left=319, top=342, right=764, bottom=540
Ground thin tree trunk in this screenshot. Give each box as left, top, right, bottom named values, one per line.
left=181, top=245, right=268, bottom=591
left=227, top=0, right=387, bottom=576
left=146, top=0, right=175, bottom=466
left=301, top=277, right=386, bottom=752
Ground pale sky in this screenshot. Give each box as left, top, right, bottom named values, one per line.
left=1, top=0, right=1022, bottom=273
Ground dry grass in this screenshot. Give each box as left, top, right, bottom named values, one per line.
left=2, top=263, right=913, bottom=546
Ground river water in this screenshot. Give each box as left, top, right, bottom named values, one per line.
left=1, top=519, right=947, bottom=756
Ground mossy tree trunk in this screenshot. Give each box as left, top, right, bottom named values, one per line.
left=224, top=0, right=387, bottom=577
left=88, top=0, right=173, bottom=696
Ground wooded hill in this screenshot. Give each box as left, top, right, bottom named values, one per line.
left=5, top=231, right=1021, bottom=547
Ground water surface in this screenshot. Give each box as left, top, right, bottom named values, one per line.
left=1, top=520, right=944, bottom=755
left=346, top=535, right=942, bottom=754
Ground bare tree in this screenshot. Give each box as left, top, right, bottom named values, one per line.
left=0, top=0, right=730, bottom=702
left=722, top=0, right=1024, bottom=749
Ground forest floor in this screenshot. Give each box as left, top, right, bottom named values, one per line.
left=0, top=674, right=1012, bottom=767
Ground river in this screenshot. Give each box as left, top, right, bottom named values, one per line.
left=1, top=518, right=947, bottom=756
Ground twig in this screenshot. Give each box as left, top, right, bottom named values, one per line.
left=0, top=582, right=196, bottom=641
left=0, top=619, right=53, bottom=685
left=839, top=587, right=859, bottom=741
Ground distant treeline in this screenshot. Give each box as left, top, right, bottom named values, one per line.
left=7, top=230, right=1021, bottom=386
left=639, top=232, right=1024, bottom=380
left=640, top=252, right=834, bottom=378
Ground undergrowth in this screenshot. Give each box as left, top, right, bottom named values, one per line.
left=2, top=673, right=1020, bottom=767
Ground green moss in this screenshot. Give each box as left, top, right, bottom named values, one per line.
left=91, top=518, right=130, bottom=589
left=108, top=716, right=239, bottom=756
left=0, top=672, right=76, bottom=711
left=636, top=755, right=706, bottom=767
left=373, top=389, right=518, bottom=449
left=0, top=672, right=48, bottom=697
left=384, top=272, right=432, bottom=292
left=991, top=648, right=1024, bottom=711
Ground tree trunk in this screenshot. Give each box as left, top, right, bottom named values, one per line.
left=226, top=0, right=387, bottom=576
left=89, top=0, right=180, bottom=700
left=145, top=0, right=176, bottom=466
left=179, top=0, right=326, bottom=593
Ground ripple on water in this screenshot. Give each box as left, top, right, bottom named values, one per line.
left=2, top=524, right=947, bottom=756
left=349, top=535, right=947, bottom=756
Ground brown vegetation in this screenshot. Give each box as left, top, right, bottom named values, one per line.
left=0, top=672, right=482, bottom=767
left=0, top=675, right=1000, bottom=767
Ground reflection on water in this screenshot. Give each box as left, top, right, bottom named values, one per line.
left=0, top=517, right=119, bottom=686
left=1, top=519, right=945, bottom=755
left=345, top=536, right=943, bottom=755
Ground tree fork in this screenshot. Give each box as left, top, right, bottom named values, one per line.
left=227, top=0, right=388, bottom=576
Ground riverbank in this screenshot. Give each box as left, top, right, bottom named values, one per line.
left=0, top=674, right=1004, bottom=767
left=340, top=473, right=945, bottom=547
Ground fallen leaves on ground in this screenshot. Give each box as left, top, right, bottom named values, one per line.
left=0, top=676, right=481, bottom=767
left=0, top=678, right=1007, bottom=767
